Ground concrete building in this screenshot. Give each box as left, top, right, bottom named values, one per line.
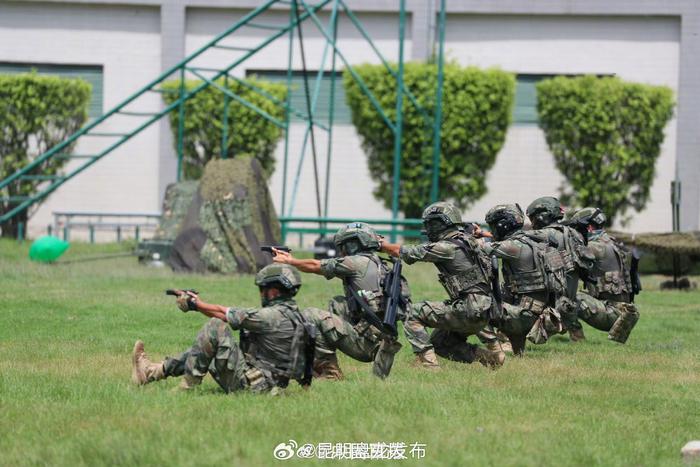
left=1, top=0, right=697, bottom=239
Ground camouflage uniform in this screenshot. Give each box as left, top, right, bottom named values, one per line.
left=133, top=264, right=314, bottom=392
left=484, top=204, right=567, bottom=355
left=527, top=197, right=593, bottom=337
left=318, top=253, right=403, bottom=378
left=575, top=229, right=640, bottom=343
left=163, top=298, right=307, bottom=393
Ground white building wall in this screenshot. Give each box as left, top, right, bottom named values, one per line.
left=0, top=2, right=162, bottom=237
left=444, top=14, right=680, bottom=230
left=185, top=8, right=407, bottom=222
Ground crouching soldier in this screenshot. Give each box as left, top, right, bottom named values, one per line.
left=567, top=207, right=640, bottom=343
left=131, top=264, right=316, bottom=393
left=380, top=201, right=504, bottom=369
left=482, top=204, right=568, bottom=355
left=271, top=222, right=405, bottom=379
left=526, top=196, right=593, bottom=341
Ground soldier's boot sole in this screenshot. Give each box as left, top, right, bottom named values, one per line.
left=475, top=347, right=506, bottom=369
left=569, top=328, right=586, bottom=342
left=313, top=355, right=345, bottom=381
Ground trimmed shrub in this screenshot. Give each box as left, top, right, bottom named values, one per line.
left=537, top=75, right=675, bottom=225
left=344, top=63, right=515, bottom=218
left=162, top=78, right=287, bottom=180
left=0, top=72, right=90, bottom=237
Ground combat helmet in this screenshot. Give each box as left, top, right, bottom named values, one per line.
left=568, top=207, right=607, bottom=230
left=485, top=204, right=525, bottom=240
left=255, top=263, right=302, bottom=296
left=526, top=196, right=563, bottom=229
left=422, top=201, right=463, bottom=241
left=333, top=222, right=381, bottom=256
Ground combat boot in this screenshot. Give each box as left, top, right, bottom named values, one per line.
left=313, top=354, right=345, bottom=381
left=475, top=346, right=505, bottom=369
left=414, top=348, right=440, bottom=369
left=569, top=328, right=586, bottom=342
left=132, top=340, right=165, bottom=385
left=608, top=303, right=639, bottom=344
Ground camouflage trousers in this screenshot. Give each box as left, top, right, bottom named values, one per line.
left=317, top=296, right=401, bottom=379
left=498, top=299, right=563, bottom=355
left=163, top=318, right=272, bottom=393
left=404, top=293, right=491, bottom=361
left=576, top=292, right=639, bottom=336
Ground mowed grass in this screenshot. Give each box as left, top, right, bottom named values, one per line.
left=1, top=239, right=699, bottom=467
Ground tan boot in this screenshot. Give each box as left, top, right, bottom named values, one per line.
left=414, top=349, right=440, bottom=369
left=608, top=303, right=639, bottom=344
left=313, top=354, right=345, bottom=381
left=132, top=340, right=165, bottom=386
left=475, top=347, right=506, bottom=369
left=569, top=327, right=586, bottom=342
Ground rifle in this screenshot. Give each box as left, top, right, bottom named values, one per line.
left=382, top=259, right=403, bottom=337
left=630, top=247, right=642, bottom=303
left=489, top=256, right=504, bottom=323
left=347, top=284, right=390, bottom=336
left=260, top=246, right=292, bottom=256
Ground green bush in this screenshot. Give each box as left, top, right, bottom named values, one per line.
left=162, top=78, right=287, bottom=180
left=537, top=75, right=675, bottom=225
left=344, top=63, right=515, bottom=218
left=0, top=72, right=90, bottom=237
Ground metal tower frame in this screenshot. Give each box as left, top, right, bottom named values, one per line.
left=0, top=0, right=448, bottom=243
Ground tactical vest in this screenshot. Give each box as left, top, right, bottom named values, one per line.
left=588, top=233, right=633, bottom=298
left=542, top=224, right=577, bottom=273
left=342, top=253, right=387, bottom=320
left=504, top=232, right=567, bottom=298
left=436, top=232, right=491, bottom=300
left=246, top=302, right=316, bottom=387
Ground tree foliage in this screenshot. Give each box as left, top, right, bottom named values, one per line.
left=0, top=73, right=90, bottom=237
left=343, top=63, right=515, bottom=218
left=536, top=75, right=675, bottom=225
left=162, top=78, right=287, bottom=180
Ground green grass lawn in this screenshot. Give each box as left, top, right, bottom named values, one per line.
left=1, top=239, right=699, bottom=466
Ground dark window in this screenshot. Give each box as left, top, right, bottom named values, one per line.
left=0, top=62, right=103, bottom=119
left=247, top=69, right=351, bottom=125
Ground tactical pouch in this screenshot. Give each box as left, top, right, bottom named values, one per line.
left=509, top=270, right=547, bottom=294
left=602, top=271, right=628, bottom=295
left=438, top=268, right=482, bottom=300
left=526, top=308, right=563, bottom=344
left=519, top=296, right=546, bottom=314
left=244, top=367, right=267, bottom=390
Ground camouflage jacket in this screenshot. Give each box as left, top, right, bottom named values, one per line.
left=320, top=253, right=387, bottom=315
left=401, top=230, right=491, bottom=298
left=226, top=298, right=310, bottom=386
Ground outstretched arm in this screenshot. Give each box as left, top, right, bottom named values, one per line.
left=380, top=241, right=402, bottom=258
left=271, top=248, right=322, bottom=274
left=174, top=290, right=229, bottom=321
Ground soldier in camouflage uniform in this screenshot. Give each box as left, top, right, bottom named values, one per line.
left=568, top=207, right=640, bottom=343
left=482, top=204, right=568, bottom=355
left=380, top=202, right=504, bottom=369
left=526, top=196, right=593, bottom=341
left=271, top=223, right=404, bottom=379
left=131, top=264, right=315, bottom=393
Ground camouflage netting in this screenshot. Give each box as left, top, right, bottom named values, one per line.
left=611, top=231, right=700, bottom=256
left=169, top=157, right=281, bottom=274
left=153, top=181, right=198, bottom=240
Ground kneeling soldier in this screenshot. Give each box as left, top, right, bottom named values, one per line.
left=567, top=207, right=640, bottom=343
left=132, top=264, right=315, bottom=393
left=271, top=222, right=405, bottom=379
left=381, top=201, right=504, bottom=369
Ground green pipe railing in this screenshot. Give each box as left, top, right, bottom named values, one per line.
left=280, top=216, right=423, bottom=244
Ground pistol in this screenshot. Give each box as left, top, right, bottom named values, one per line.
left=260, top=246, right=292, bottom=257
left=165, top=289, right=199, bottom=296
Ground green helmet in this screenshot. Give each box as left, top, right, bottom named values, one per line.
left=422, top=201, right=463, bottom=241
left=569, top=207, right=607, bottom=229
left=254, top=263, right=302, bottom=295
left=526, top=196, right=563, bottom=229
left=333, top=222, right=381, bottom=256
left=485, top=204, right=525, bottom=240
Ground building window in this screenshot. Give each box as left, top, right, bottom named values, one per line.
left=246, top=70, right=351, bottom=125
left=0, top=62, right=103, bottom=119
left=512, top=74, right=557, bottom=125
